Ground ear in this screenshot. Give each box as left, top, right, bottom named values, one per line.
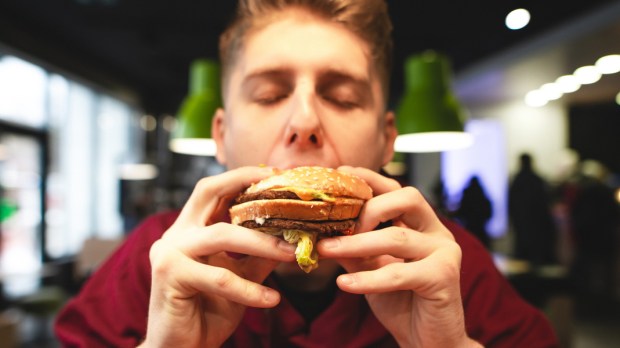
left=381, top=110, right=398, bottom=167
left=212, top=107, right=227, bottom=165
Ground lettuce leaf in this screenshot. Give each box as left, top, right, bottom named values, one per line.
left=283, top=230, right=319, bottom=273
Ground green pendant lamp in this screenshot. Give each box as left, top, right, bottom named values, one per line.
left=169, top=59, right=222, bottom=156
left=395, top=51, right=473, bottom=153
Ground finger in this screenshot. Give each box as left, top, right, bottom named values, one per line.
left=206, top=251, right=281, bottom=286
left=176, top=223, right=296, bottom=262
left=176, top=166, right=276, bottom=226
left=335, top=254, right=401, bottom=275
left=335, top=259, right=458, bottom=296
left=318, top=226, right=439, bottom=261
left=181, top=257, right=282, bottom=308
left=357, top=187, right=444, bottom=234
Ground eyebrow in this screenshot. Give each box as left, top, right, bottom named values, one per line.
left=241, top=68, right=293, bottom=89
left=317, top=69, right=373, bottom=101
left=318, top=69, right=371, bottom=88
left=241, top=66, right=371, bottom=90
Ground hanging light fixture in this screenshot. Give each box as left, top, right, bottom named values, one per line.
left=395, top=51, right=473, bottom=153
left=169, top=59, right=221, bottom=156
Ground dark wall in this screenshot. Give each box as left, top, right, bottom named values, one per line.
left=569, top=102, right=620, bottom=174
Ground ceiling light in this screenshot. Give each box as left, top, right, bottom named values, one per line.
left=525, top=54, right=617, bottom=105
left=595, top=54, right=620, bottom=74
left=395, top=51, right=473, bottom=153
left=540, top=83, right=563, bottom=100
left=140, top=114, right=157, bottom=132
left=119, top=163, right=159, bottom=181
left=555, top=75, right=581, bottom=93
left=169, top=59, right=221, bottom=156
left=395, top=132, right=473, bottom=153
left=162, top=115, right=176, bottom=132
left=505, top=9, right=530, bottom=30
left=525, top=90, right=548, bottom=107
left=0, top=144, right=6, bottom=161
left=573, top=65, right=601, bottom=84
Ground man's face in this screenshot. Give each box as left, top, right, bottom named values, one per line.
left=213, top=11, right=396, bottom=171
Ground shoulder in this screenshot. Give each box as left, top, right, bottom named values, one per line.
left=128, top=210, right=181, bottom=242
left=139, top=209, right=181, bottom=230
left=108, top=210, right=181, bottom=262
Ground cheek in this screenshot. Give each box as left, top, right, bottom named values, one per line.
left=325, top=117, right=386, bottom=164
left=224, top=115, right=280, bottom=165
left=333, top=112, right=383, bottom=139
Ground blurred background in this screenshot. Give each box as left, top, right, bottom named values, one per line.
left=0, top=0, right=619, bottom=347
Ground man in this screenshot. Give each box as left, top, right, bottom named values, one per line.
left=55, top=0, right=559, bottom=346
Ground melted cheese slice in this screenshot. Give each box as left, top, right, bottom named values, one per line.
left=271, top=187, right=336, bottom=202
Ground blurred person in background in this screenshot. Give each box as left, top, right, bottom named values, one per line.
left=509, top=153, right=558, bottom=266
left=570, top=159, right=619, bottom=299
left=455, top=175, right=493, bottom=249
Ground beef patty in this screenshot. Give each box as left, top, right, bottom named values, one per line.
left=235, top=190, right=300, bottom=204
left=240, top=218, right=355, bottom=236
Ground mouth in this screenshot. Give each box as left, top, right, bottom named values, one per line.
left=269, top=162, right=338, bottom=170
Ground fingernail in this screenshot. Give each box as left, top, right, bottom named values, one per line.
left=263, top=289, right=279, bottom=303
left=278, top=240, right=297, bottom=253
left=321, top=238, right=340, bottom=249
left=339, top=275, right=353, bottom=285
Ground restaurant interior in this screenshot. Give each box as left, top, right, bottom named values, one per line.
left=0, top=0, right=619, bottom=346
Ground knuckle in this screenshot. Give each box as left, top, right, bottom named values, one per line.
left=388, top=227, right=409, bottom=244
left=195, top=176, right=215, bottom=193
left=387, top=266, right=405, bottom=287
left=213, top=267, right=235, bottom=290
left=207, top=222, right=228, bottom=243
left=402, top=186, right=423, bottom=202
left=386, top=177, right=402, bottom=190
left=149, top=240, right=174, bottom=278
left=441, top=259, right=461, bottom=280
left=242, top=282, right=259, bottom=302
left=436, top=242, right=463, bottom=280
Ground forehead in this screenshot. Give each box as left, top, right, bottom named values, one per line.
left=232, top=12, right=376, bottom=85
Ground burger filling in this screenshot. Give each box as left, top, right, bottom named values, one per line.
left=234, top=189, right=356, bottom=273
left=240, top=219, right=355, bottom=273
left=284, top=230, right=317, bottom=273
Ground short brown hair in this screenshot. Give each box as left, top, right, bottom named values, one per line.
left=219, top=0, right=393, bottom=101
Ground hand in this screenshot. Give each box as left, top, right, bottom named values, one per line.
left=140, top=167, right=297, bottom=347
left=317, top=167, right=481, bottom=348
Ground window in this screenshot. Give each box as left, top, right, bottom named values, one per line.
left=0, top=130, right=45, bottom=296
left=0, top=52, right=143, bottom=295
left=0, top=56, right=47, bottom=128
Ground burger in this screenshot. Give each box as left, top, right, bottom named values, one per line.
left=229, top=166, right=373, bottom=273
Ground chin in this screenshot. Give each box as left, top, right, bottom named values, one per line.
left=274, top=261, right=306, bottom=275
left=274, top=259, right=341, bottom=278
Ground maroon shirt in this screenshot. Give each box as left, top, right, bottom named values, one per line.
left=55, top=211, right=559, bottom=347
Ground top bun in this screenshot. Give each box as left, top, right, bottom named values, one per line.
left=246, top=166, right=373, bottom=200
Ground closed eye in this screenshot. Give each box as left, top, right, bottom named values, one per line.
left=242, top=68, right=293, bottom=107
left=255, top=94, right=288, bottom=105
left=323, top=95, right=358, bottom=110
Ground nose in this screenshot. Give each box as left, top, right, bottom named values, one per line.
left=285, top=89, right=323, bottom=149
